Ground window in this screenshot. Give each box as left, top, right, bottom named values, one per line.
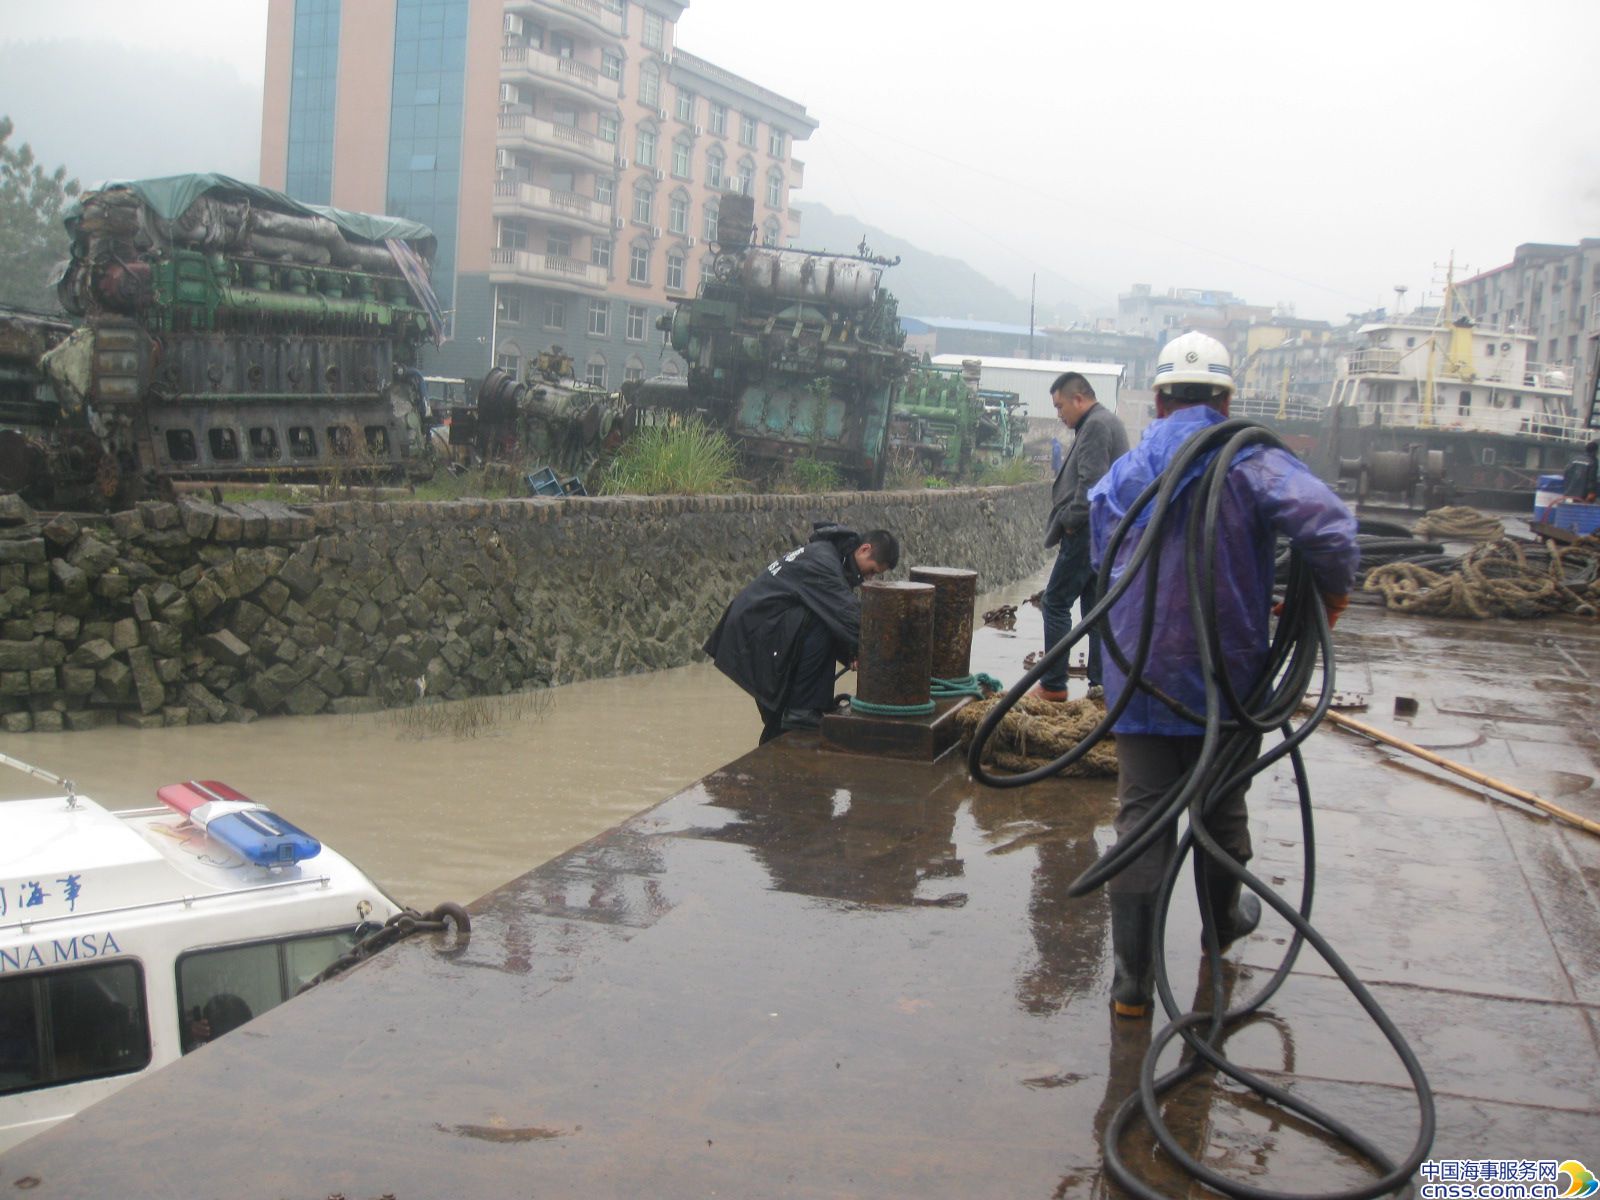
left=1485, top=341, right=1495, bottom=357
left=629, top=242, right=650, bottom=284
left=551, top=104, right=578, bottom=128
left=666, top=253, right=684, bottom=292
left=544, top=298, right=566, bottom=329
left=1480, top=447, right=1496, bottom=466
left=1458, top=389, right=1472, bottom=415
left=497, top=292, right=522, bottom=323
left=632, top=181, right=653, bottom=224
left=672, top=137, right=691, bottom=179
left=590, top=236, right=612, bottom=271
left=248, top=427, right=280, bottom=461
left=601, top=51, right=622, bottom=81
left=596, top=175, right=614, bottom=206
left=625, top=358, right=645, bottom=384
left=639, top=62, right=659, bottom=108
left=642, top=11, right=664, bottom=49
left=588, top=299, right=610, bottom=336
left=635, top=126, right=657, bottom=168
left=766, top=168, right=784, bottom=208
left=735, top=159, right=753, bottom=196
left=0, top=961, right=151, bottom=1096
left=164, top=430, right=197, bottom=461
left=176, top=929, right=362, bottom=1055
left=498, top=220, right=528, bottom=251
left=627, top=304, right=648, bottom=341
left=676, top=90, right=694, bottom=123
left=706, top=146, right=724, bottom=189
left=739, top=114, right=757, bottom=147
left=709, top=103, right=728, bottom=136
left=599, top=114, right=619, bottom=144
left=669, top=192, right=689, bottom=235
left=288, top=426, right=317, bottom=459
left=208, top=428, right=241, bottom=461
left=762, top=218, right=780, bottom=247
left=546, top=230, right=572, bottom=259
left=768, top=128, right=786, bottom=158
left=704, top=199, right=720, bottom=242
left=496, top=350, right=521, bottom=373
left=586, top=353, right=607, bottom=388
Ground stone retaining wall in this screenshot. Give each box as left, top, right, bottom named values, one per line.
left=0, top=484, right=1051, bottom=731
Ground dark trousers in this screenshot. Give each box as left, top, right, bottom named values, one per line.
left=1041, top=531, right=1101, bottom=690
left=756, top=618, right=837, bottom=744
left=1105, top=734, right=1256, bottom=895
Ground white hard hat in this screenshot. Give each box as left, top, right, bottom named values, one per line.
left=1153, top=331, right=1234, bottom=397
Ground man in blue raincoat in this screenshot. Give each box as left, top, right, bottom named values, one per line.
left=1087, top=331, right=1359, bottom=1018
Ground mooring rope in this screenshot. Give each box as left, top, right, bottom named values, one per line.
left=1410, top=505, right=1504, bottom=541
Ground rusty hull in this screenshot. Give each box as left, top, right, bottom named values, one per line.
left=4, top=589, right=1600, bottom=1197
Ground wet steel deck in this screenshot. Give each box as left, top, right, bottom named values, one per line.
left=5, top=585, right=1600, bottom=1196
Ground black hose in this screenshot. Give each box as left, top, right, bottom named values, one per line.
left=966, top=418, right=1435, bottom=1198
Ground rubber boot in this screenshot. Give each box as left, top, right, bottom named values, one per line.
left=1200, top=866, right=1261, bottom=950
left=1109, top=892, right=1157, bottom=1018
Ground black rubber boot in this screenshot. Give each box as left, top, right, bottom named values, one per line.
left=1109, top=892, right=1157, bottom=1018
left=1200, top=866, right=1261, bottom=950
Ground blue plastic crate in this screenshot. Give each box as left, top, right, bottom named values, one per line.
left=525, top=466, right=563, bottom=497
left=1550, top=501, right=1600, bottom=536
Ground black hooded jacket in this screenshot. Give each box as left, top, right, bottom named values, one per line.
left=704, top=523, right=866, bottom=712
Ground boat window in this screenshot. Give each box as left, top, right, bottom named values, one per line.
left=1481, top=448, right=1496, bottom=466
left=0, top=960, right=151, bottom=1096
left=176, top=927, right=362, bottom=1054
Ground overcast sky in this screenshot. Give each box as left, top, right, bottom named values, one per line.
left=2, top=0, right=1596, bottom=323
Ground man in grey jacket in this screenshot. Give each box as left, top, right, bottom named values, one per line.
left=1036, top=373, right=1129, bottom=701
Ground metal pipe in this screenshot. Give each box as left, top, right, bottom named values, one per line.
left=909, top=566, right=977, bottom=679
left=856, top=580, right=934, bottom=709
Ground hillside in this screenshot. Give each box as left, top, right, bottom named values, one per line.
left=791, top=202, right=1044, bottom=324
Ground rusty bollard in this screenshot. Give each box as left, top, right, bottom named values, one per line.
left=856, top=580, right=935, bottom=712
left=908, top=567, right=977, bottom=681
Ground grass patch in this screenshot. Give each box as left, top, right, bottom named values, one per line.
left=387, top=688, right=554, bottom=739
left=599, top=417, right=742, bottom=496
left=772, top=457, right=847, bottom=494
left=409, top=466, right=521, bottom=502
left=973, top=457, right=1045, bottom=485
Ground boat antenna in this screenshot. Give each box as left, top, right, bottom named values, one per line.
left=0, top=750, right=77, bottom=808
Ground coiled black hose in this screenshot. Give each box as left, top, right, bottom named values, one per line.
left=967, top=418, right=1435, bottom=1199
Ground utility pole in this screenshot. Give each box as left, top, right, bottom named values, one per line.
left=1028, top=273, right=1036, bottom=359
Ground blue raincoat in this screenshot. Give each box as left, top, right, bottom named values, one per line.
left=1087, top=406, right=1359, bottom=736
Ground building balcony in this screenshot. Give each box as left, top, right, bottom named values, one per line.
left=497, top=112, right=617, bottom=170
left=501, top=45, right=620, bottom=106
left=494, top=180, right=613, bottom=233
left=490, top=247, right=610, bottom=293
left=508, top=0, right=624, bottom=39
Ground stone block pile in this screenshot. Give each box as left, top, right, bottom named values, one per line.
left=0, top=483, right=1050, bottom=732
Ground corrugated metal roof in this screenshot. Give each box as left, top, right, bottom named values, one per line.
left=902, top=317, right=1036, bottom=335
left=931, top=354, right=1126, bottom=376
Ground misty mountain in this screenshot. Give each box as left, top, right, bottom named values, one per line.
left=790, top=202, right=1092, bottom=325
left=0, top=39, right=260, bottom=186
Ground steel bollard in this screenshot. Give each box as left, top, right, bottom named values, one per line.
left=908, top=566, right=977, bottom=680
left=857, top=581, right=935, bottom=709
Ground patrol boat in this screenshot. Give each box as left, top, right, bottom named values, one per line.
left=0, top=765, right=400, bottom=1153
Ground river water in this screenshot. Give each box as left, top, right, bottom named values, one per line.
left=0, top=569, right=1055, bottom=911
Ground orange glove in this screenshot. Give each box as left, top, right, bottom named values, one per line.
left=1321, top=593, right=1349, bottom=628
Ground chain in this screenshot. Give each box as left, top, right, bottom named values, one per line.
left=297, top=902, right=471, bottom=995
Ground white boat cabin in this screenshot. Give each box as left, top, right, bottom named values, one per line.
left=0, top=790, right=399, bottom=1153
left=1329, top=312, right=1585, bottom=447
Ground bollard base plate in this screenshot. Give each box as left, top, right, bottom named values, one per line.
left=819, top=696, right=973, bottom=762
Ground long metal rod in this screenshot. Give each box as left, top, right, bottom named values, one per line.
left=0, top=751, right=74, bottom=798
left=1321, top=709, right=1600, bottom=838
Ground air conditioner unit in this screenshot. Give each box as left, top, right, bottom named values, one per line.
left=616, top=156, right=630, bottom=169
left=613, top=216, right=626, bottom=230
left=651, top=227, right=662, bottom=238
left=503, top=13, right=524, bottom=36
left=687, top=236, right=697, bottom=247
left=653, top=168, right=665, bottom=181
left=693, top=125, right=703, bottom=137
left=496, top=149, right=517, bottom=170
left=500, top=83, right=521, bottom=104
left=658, top=108, right=670, bottom=121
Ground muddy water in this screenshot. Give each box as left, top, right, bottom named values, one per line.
left=0, top=571, right=1057, bottom=910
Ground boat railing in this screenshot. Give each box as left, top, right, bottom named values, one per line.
left=1235, top=392, right=1326, bottom=421
left=1348, top=349, right=1403, bottom=375
left=0, top=873, right=335, bottom=936
left=1353, top=402, right=1592, bottom=444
